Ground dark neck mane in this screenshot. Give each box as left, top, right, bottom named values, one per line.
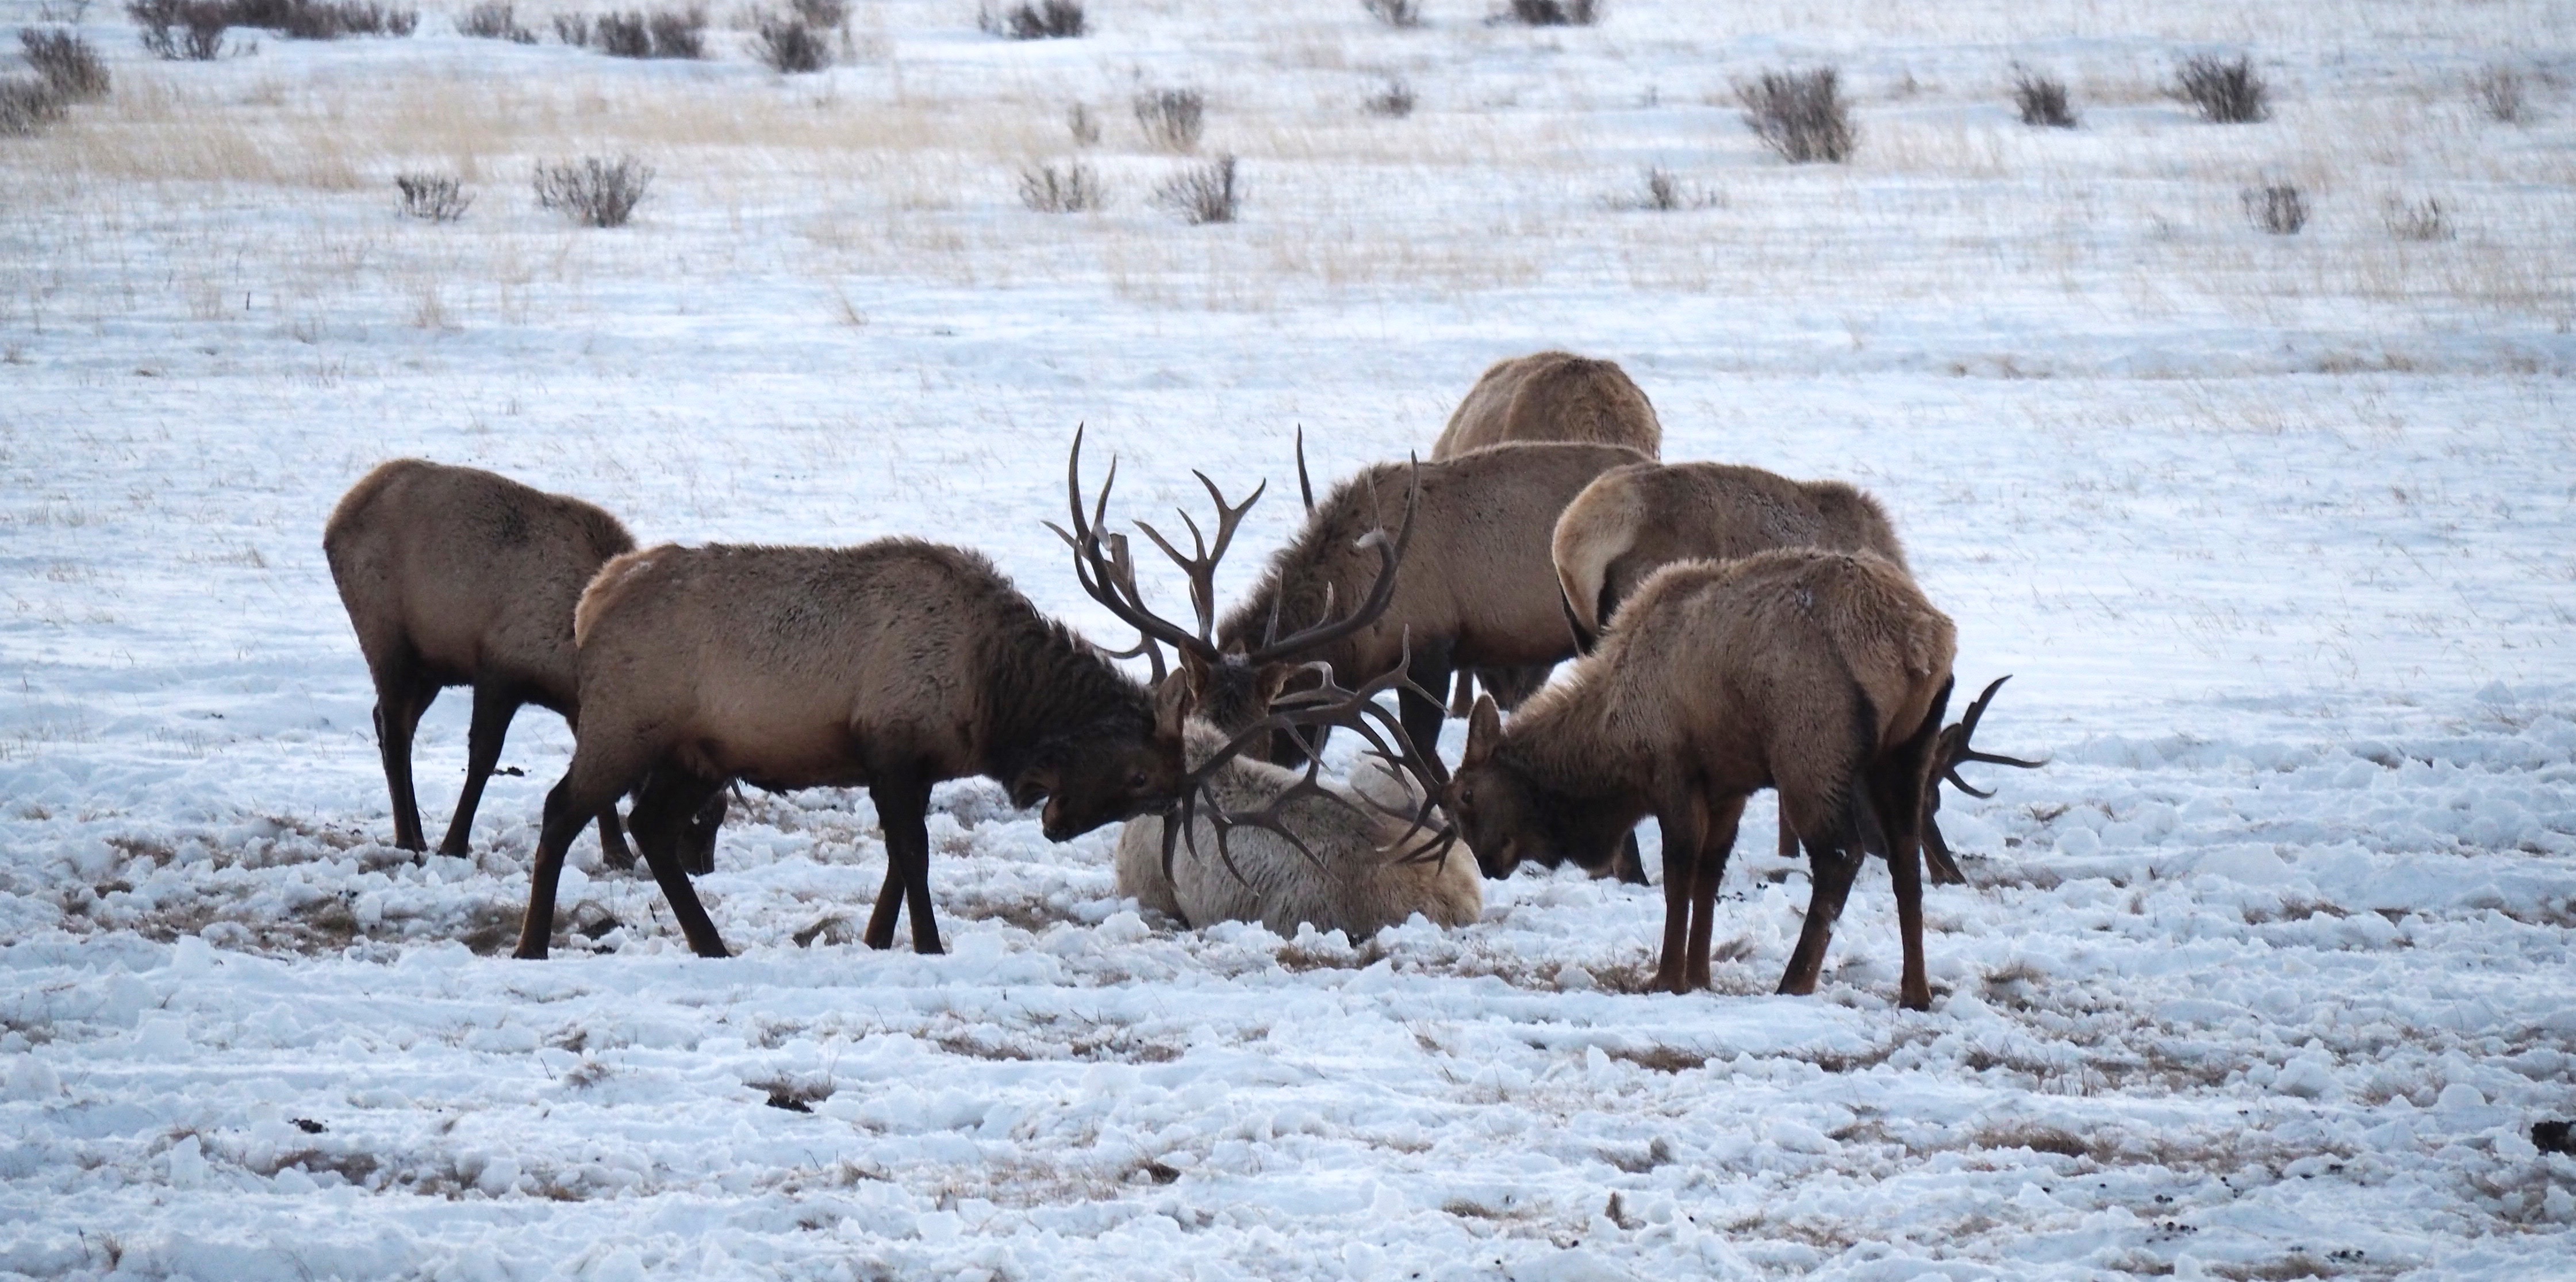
left=1216, top=471, right=1383, bottom=665
left=977, top=607, right=1154, bottom=782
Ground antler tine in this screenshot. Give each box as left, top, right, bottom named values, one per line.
left=1239, top=458, right=1423, bottom=666
left=1938, top=675, right=2044, bottom=795
left=1294, top=425, right=1317, bottom=516
left=1055, top=429, right=1225, bottom=664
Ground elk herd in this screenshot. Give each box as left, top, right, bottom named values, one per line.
left=321, top=351, right=2035, bottom=1010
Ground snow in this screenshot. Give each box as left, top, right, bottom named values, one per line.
left=3, top=0, right=2574, bottom=1277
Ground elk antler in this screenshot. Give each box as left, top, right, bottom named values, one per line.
left=1049, top=425, right=1260, bottom=682
left=1235, top=455, right=1420, bottom=667
left=1159, top=632, right=1458, bottom=889
left=1921, top=675, right=2044, bottom=886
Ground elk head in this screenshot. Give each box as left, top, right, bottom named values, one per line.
left=1013, top=674, right=1195, bottom=842
left=1051, top=428, right=1449, bottom=880
left=1446, top=693, right=1630, bottom=878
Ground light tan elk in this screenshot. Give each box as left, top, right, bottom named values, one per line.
left=1431, top=352, right=1663, bottom=719
left=511, top=535, right=1195, bottom=960
left=1551, top=460, right=2038, bottom=884
left=1444, top=549, right=1957, bottom=1010
left=1431, top=351, right=1664, bottom=460
left=1054, top=443, right=1477, bottom=936
left=324, top=460, right=644, bottom=864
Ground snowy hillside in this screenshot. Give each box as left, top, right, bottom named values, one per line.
left=2, top=0, right=2572, bottom=1277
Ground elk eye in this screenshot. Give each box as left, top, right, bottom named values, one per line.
left=1126, top=770, right=1148, bottom=790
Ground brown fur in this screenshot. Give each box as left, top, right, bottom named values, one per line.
left=1431, top=351, right=1664, bottom=461
left=1448, top=549, right=1957, bottom=1010
left=513, top=539, right=1190, bottom=961
left=321, top=459, right=637, bottom=861
left=1553, top=461, right=1906, bottom=643
left=1212, top=442, right=1650, bottom=765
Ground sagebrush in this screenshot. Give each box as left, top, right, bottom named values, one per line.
left=1738, top=67, right=1853, bottom=164
left=1155, top=154, right=1239, bottom=225
left=20, top=29, right=111, bottom=98
left=2243, top=183, right=2306, bottom=235
left=534, top=155, right=654, bottom=228
left=395, top=172, right=471, bottom=222
left=2011, top=67, right=2076, bottom=128
left=1501, top=0, right=1597, bottom=26
left=457, top=1, right=535, bottom=41
left=980, top=0, right=1080, bottom=39
left=2176, top=53, right=2268, bottom=124
left=1018, top=162, right=1104, bottom=213
left=751, top=12, right=828, bottom=72
left=1135, top=87, right=1204, bottom=152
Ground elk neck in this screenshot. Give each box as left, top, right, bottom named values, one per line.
left=975, top=609, right=1155, bottom=782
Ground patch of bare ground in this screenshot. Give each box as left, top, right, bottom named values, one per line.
left=1607, top=1045, right=1707, bottom=1073
left=926, top=1014, right=1180, bottom=1065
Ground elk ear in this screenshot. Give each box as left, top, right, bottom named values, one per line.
left=1463, top=694, right=1502, bottom=768
left=1152, top=670, right=1193, bottom=741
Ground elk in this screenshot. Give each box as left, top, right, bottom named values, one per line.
left=1185, top=440, right=1649, bottom=766
left=1444, top=549, right=1957, bottom=1010
left=510, top=535, right=1193, bottom=960
left=1550, top=459, right=2038, bottom=884
left=323, top=459, right=645, bottom=865
left=1431, top=351, right=1664, bottom=460
left=1431, top=352, right=1663, bottom=719
left=1054, top=440, right=1478, bottom=937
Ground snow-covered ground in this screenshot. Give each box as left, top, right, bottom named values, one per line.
left=3, top=1, right=2574, bottom=1277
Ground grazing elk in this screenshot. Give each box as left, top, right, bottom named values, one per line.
left=1053, top=440, right=1478, bottom=936
left=1431, top=351, right=1663, bottom=460
left=1550, top=459, right=2038, bottom=885
left=510, top=534, right=1194, bottom=960
left=1444, top=549, right=1958, bottom=1010
left=1199, top=440, right=1649, bottom=766
left=1431, top=352, right=1663, bottom=719
left=323, top=459, right=645, bottom=865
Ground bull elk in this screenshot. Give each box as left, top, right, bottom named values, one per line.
left=1550, top=459, right=2039, bottom=884
left=510, top=535, right=1195, bottom=960
left=1444, top=549, right=1958, bottom=1010
left=1052, top=439, right=1479, bottom=936
left=323, top=460, right=644, bottom=865
left=1431, top=351, right=1663, bottom=719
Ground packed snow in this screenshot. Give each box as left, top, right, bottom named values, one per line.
left=2, top=0, right=2573, bottom=1277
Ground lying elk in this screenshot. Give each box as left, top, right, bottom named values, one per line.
left=1054, top=437, right=1477, bottom=936
left=1551, top=459, right=2040, bottom=884
left=1432, top=351, right=1663, bottom=716
left=511, top=535, right=1193, bottom=959
left=1445, top=548, right=1957, bottom=1010
left=324, top=460, right=646, bottom=865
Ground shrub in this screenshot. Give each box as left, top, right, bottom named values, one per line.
left=550, top=11, right=585, bottom=42
left=395, top=172, right=472, bottom=221
left=20, top=29, right=110, bottom=99
left=129, top=0, right=233, bottom=59
left=1066, top=102, right=1099, bottom=145
left=1614, top=166, right=1715, bottom=212
left=1155, top=153, right=1238, bottom=225
left=567, top=7, right=699, bottom=56
left=2471, top=66, right=2527, bottom=125
left=0, top=75, right=67, bottom=136
left=2010, top=67, right=2075, bottom=128
left=752, top=13, right=827, bottom=71
left=2243, top=183, right=2306, bottom=235
left=1134, top=87, right=1204, bottom=152
left=2383, top=195, right=2451, bottom=242
left=980, top=0, right=1081, bottom=39
left=786, top=0, right=840, bottom=25
left=1361, top=0, right=1419, bottom=27
left=534, top=155, right=653, bottom=228
left=1362, top=77, right=1415, bottom=118
left=644, top=7, right=700, bottom=56
left=1500, top=0, right=1598, bottom=26
left=1018, top=161, right=1103, bottom=212
left=1737, top=67, right=1853, bottom=164
left=222, top=0, right=416, bottom=38
left=2175, top=53, right=2268, bottom=124
left=458, top=1, right=535, bottom=41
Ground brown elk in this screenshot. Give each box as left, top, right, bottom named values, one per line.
left=1431, top=351, right=1663, bottom=460
left=323, top=460, right=644, bottom=865
left=1550, top=459, right=2038, bottom=885
left=1444, top=549, right=1957, bottom=1010
left=1054, top=440, right=1478, bottom=938
left=1431, top=352, right=1663, bottom=719
left=510, top=536, right=1195, bottom=960
left=1165, top=440, right=1650, bottom=768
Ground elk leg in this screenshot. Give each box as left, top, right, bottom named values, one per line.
left=629, top=767, right=730, bottom=958
left=515, top=744, right=648, bottom=960
left=371, top=664, right=435, bottom=853
left=1779, top=839, right=1861, bottom=997
left=1874, top=797, right=1929, bottom=1011
left=1875, top=679, right=1951, bottom=1010
left=862, top=859, right=905, bottom=950
left=678, top=788, right=727, bottom=877
left=1649, top=802, right=1705, bottom=995
left=593, top=806, right=635, bottom=872
left=1684, top=794, right=1745, bottom=992
left=872, top=772, right=943, bottom=955
left=436, top=681, right=518, bottom=858
left=1399, top=643, right=1454, bottom=762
